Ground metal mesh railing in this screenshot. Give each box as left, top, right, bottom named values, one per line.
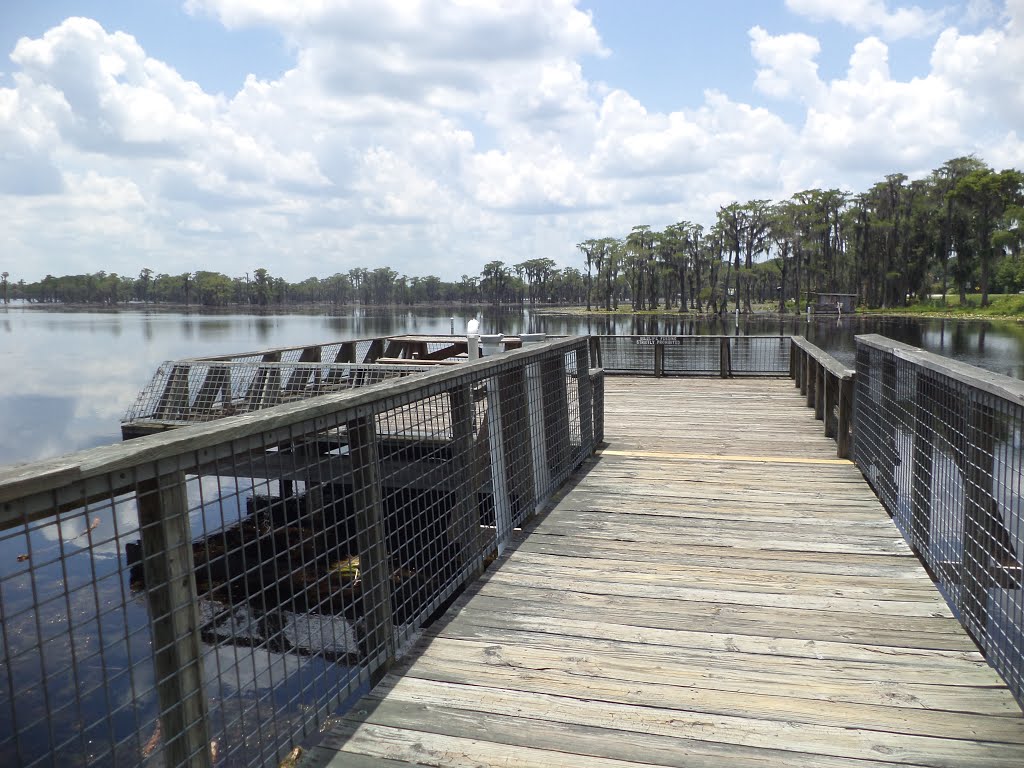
left=595, top=335, right=790, bottom=376
left=853, top=334, right=1024, bottom=704
left=123, top=362, right=427, bottom=425
left=0, top=337, right=595, bottom=768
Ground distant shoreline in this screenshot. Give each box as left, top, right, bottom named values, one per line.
left=6, top=300, right=1024, bottom=322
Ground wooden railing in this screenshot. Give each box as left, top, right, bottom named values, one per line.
left=0, top=337, right=596, bottom=768
left=789, top=336, right=855, bottom=458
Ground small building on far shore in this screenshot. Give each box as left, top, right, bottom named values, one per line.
left=814, top=293, right=858, bottom=314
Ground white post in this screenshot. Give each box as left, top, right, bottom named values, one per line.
left=468, top=335, right=480, bottom=360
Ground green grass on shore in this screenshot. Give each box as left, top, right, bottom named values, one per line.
left=860, top=294, right=1024, bottom=319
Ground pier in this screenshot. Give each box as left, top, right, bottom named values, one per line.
left=307, top=376, right=1024, bottom=767
left=1, top=334, right=1023, bottom=768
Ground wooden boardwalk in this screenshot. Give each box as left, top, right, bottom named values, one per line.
left=304, top=378, right=1024, bottom=768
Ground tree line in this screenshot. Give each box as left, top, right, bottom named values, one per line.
left=4, top=155, right=1020, bottom=312
left=578, top=155, right=1023, bottom=313
left=3, top=259, right=587, bottom=308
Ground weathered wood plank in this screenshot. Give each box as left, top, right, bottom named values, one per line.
left=308, top=377, right=1024, bottom=768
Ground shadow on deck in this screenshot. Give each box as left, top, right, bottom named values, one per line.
left=301, top=378, right=1024, bottom=768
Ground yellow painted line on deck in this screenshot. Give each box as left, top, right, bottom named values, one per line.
left=596, top=448, right=852, bottom=466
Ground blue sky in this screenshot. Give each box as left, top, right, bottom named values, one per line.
left=1, top=1, right=1020, bottom=282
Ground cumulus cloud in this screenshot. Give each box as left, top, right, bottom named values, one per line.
left=785, top=0, right=947, bottom=39
left=749, top=26, right=824, bottom=101
left=1, top=1, right=1023, bottom=283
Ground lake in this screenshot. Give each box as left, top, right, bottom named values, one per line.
left=3, top=305, right=1024, bottom=467
left=3, top=304, right=1024, bottom=766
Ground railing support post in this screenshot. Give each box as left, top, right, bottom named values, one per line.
left=498, top=368, right=536, bottom=525
left=346, top=415, right=394, bottom=677
left=805, top=356, right=815, bottom=407
left=576, top=345, right=594, bottom=458
left=485, top=376, right=513, bottom=552
left=590, top=368, right=605, bottom=445
left=719, top=337, right=731, bottom=378
left=448, top=385, right=483, bottom=576
left=588, top=335, right=602, bottom=369
left=541, top=354, right=572, bottom=484
left=525, top=361, right=551, bottom=507
left=962, top=398, right=1002, bottom=643
left=815, top=364, right=826, bottom=421
left=837, top=375, right=853, bottom=459
left=138, top=473, right=211, bottom=768
left=878, top=353, right=899, bottom=508
left=910, top=372, right=934, bottom=553
left=823, top=372, right=835, bottom=436
left=799, top=348, right=809, bottom=395
left=654, top=342, right=664, bottom=378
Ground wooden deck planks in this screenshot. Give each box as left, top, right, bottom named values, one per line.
left=305, top=378, right=1024, bottom=768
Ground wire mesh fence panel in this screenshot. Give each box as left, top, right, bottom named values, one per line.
left=662, top=337, right=720, bottom=375
left=728, top=336, right=791, bottom=375
left=853, top=335, right=1024, bottom=706
left=594, top=336, right=789, bottom=377
left=123, top=363, right=428, bottom=426
left=0, top=336, right=595, bottom=768
left=595, top=337, right=656, bottom=373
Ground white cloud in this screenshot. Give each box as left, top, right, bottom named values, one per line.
left=785, top=0, right=947, bottom=39
left=1, top=2, right=1023, bottom=284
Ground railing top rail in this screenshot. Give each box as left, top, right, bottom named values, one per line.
left=0, top=336, right=584, bottom=512
left=856, top=333, right=1024, bottom=404
left=179, top=333, right=385, bottom=362
left=180, top=332, right=500, bottom=363
left=594, top=334, right=793, bottom=339
left=791, top=336, right=854, bottom=379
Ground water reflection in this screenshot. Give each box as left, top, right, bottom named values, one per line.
left=4, top=307, right=1024, bottom=466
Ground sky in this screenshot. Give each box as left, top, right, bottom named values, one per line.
left=1, top=0, right=1022, bottom=283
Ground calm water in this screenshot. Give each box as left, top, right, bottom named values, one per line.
left=3, top=306, right=1024, bottom=467
left=4, top=304, right=1024, bottom=765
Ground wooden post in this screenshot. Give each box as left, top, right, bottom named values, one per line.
left=799, top=350, right=809, bottom=396
left=653, top=342, right=664, bottom=378
left=878, top=353, right=899, bottom=509
left=910, top=372, right=934, bottom=554
left=345, top=415, right=394, bottom=676
left=590, top=369, right=605, bottom=446
left=363, top=338, right=384, bottom=364
left=962, top=398, right=995, bottom=643
left=805, top=357, right=816, bottom=408
left=137, top=473, right=211, bottom=768
left=192, top=365, right=231, bottom=414
left=814, top=363, right=825, bottom=421
left=576, top=344, right=594, bottom=459
left=526, top=361, right=551, bottom=504
left=336, top=342, right=356, bottom=364
left=719, top=337, right=731, bottom=378
left=448, top=385, right=483, bottom=578
left=485, top=376, right=513, bottom=554
left=588, top=335, right=603, bottom=369
left=155, top=364, right=191, bottom=420
left=837, top=375, right=853, bottom=459
left=789, top=340, right=796, bottom=381
left=541, top=354, right=571, bottom=484
left=823, top=372, right=835, bottom=436
left=498, top=368, right=536, bottom=525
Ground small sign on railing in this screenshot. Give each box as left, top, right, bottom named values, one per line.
left=634, top=336, right=681, bottom=345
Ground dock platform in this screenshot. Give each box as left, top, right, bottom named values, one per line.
left=303, top=377, right=1024, bottom=767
